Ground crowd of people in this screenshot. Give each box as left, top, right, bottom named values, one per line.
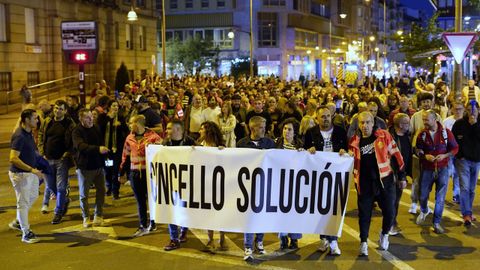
left=7, top=72, right=480, bottom=261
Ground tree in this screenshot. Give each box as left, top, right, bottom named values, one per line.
left=230, top=58, right=257, bottom=78
left=165, top=37, right=217, bottom=75
left=114, top=62, right=130, bottom=92
left=394, top=13, right=444, bottom=68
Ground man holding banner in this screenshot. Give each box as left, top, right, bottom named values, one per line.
left=304, top=106, right=348, bottom=256
left=237, top=116, right=275, bottom=260
left=349, top=111, right=406, bottom=256
left=162, top=119, right=196, bottom=251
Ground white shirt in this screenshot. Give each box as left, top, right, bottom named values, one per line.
left=202, top=106, right=221, bottom=123
left=189, top=106, right=204, bottom=133
left=320, top=127, right=334, bottom=152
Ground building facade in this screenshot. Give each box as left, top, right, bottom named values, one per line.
left=161, top=0, right=423, bottom=81
left=0, top=0, right=158, bottom=101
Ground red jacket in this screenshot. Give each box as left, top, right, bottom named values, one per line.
left=350, top=129, right=405, bottom=194
left=415, top=121, right=458, bottom=170
left=120, top=129, right=162, bottom=171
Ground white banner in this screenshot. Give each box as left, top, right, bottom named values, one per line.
left=146, top=145, right=354, bottom=236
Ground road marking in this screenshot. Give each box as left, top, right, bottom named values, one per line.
left=52, top=215, right=293, bottom=270
left=104, top=238, right=294, bottom=270
left=342, top=224, right=416, bottom=270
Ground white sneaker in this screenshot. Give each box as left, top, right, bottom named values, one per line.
left=83, top=217, right=91, bottom=228
left=41, top=205, right=49, bottom=214
left=133, top=227, right=149, bottom=237
left=416, top=211, right=430, bottom=225
left=408, top=203, right=417, bottom=214
left=318, top=238, right=329, bottom=252
left=92, top=216, right=104, bottom=226
left=244, top=248, right=253, bottom=261
left=359, top=242, right=368, bottom=256
left=389, top=225, right=401, bottom=236
left=255, top=241, right=266, bottom=254
left=379, top=233, right=389, bottom=251
left=330, top=240, right=341, bottom=255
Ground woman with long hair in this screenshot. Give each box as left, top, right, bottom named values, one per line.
left=196, top=121, right=228, bottom=251
left=216, top=102, right=236, bottom=148
left=274, top=118, right=303, bottom=249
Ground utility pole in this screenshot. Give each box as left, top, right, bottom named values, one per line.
left=454, top=0, right=463, bottom=97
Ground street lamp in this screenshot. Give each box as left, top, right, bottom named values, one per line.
left=127, top=6, right=138, bottom=21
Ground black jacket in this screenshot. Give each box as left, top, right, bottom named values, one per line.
left=389, top=126, right=412, bottom=178
left=303, top=125, right=348, bottom=152
left=452, top=117, right=480, bottom=161
left=72, top=124, right=105, bottom=170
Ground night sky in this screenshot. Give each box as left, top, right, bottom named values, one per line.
left=400, top=0, right=436, bottom=16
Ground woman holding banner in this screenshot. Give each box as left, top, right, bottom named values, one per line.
left=274, top=118, right=304, bottom=250
left=197, top=121, right=228, bottom=251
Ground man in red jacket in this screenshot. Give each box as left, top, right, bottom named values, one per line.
left=349, top=111, right=406, bottom=256
left=415, top=110, right=458, bottom=234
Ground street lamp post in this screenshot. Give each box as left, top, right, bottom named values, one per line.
left=454, top=0, right=463, bottom=97
left=329, top=12, right=347, bottom=80
left=228, top=0, right=254, bottom=78
left=161, top=0, right=166, bottom=80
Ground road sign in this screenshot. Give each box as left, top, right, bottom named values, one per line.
left=442, top=32, right=478, bottom=64
left=61, top=21, right=98, bottom=64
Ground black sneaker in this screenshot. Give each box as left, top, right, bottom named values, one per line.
left=164, top=240, right=180, bottom=251
left=113, top=193, right=120, bottom=200
left=22, top=230, right=39, bottom=244
left=289, top=239, right=299, bottom=250
left=106, top=190, right=112, bottom=196
left=147, top=221, right=157, bottom=232
left=52, top=214, right=63, bottom=224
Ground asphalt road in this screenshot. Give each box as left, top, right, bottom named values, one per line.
left=0, top=148, right=479, bottom=270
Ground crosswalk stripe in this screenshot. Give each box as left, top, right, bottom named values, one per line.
left=342, top=224, right=416, bottom=270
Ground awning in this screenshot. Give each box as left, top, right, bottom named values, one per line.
left=412, top=49, right=450, bottom=59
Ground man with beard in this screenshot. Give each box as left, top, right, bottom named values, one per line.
left=304, top=106, right=348, bottom=255
left=231, top=94, right=248, bottom=142
left=409, top=92, right=439, bottom=214
left=415, top=110, right=458, bottom=234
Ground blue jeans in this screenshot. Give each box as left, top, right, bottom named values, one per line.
left=244, top=233, right=264, bottom=249
left=46, top=159, right=69, bottom=215
left=448, top=158, right=460, bottom=197
left=419, top=167, right=448, bottom=224
left=455, top=159, right=480, bottom=216
left=77, top=168, right=106, bottom=218
left=168, top=225, right=188, bottom=241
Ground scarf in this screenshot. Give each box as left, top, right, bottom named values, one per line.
left=105, top=115, right=117, bottom=154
